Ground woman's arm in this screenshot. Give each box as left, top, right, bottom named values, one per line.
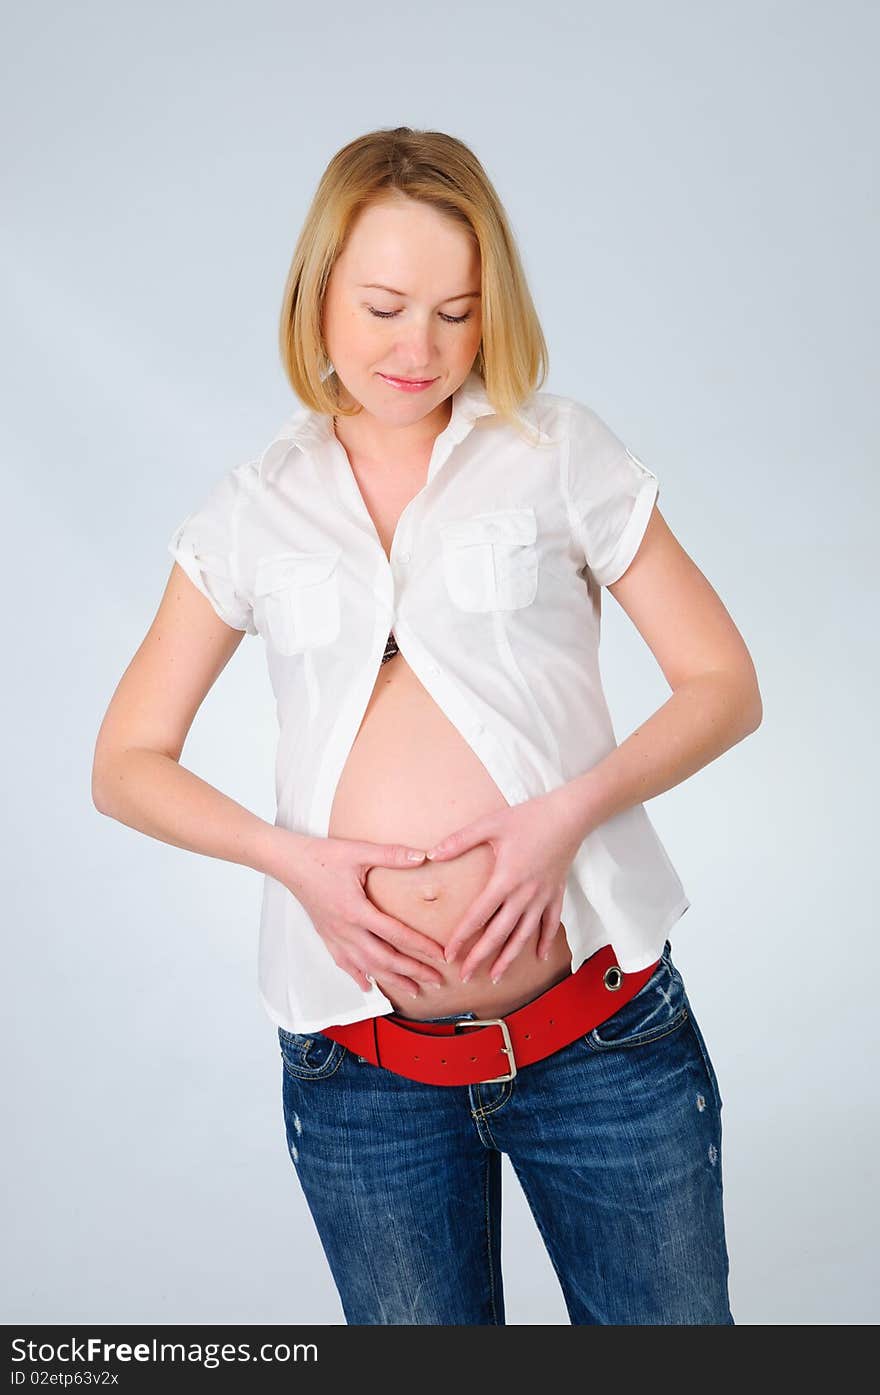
left=93, top=564, right=448, bottom=994
left=555, top=502, right=763, bottom=835
left=425, top=503, right=763, bottom=981
left=93, top=746, right=287, bottom=871
left=92, top=563, right=287, bottom=873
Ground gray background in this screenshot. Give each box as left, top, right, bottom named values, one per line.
left=4, top=0, right=877, bottom=1325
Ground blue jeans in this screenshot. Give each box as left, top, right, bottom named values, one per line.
left=276, top=939, right=734, bottom=1325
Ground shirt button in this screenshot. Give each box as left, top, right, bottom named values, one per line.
left=398, top=550, right=411, bottom=563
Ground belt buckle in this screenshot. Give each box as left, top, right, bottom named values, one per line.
left=454, top=1016, right=517, bottom=1082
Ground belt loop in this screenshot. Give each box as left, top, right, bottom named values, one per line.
left=372, top=1014, right=380, bottom=1067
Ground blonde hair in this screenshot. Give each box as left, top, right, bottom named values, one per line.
left=278, top=126, right=549, bottom=444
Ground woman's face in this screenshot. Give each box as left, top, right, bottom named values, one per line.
left=322, top=194, right=483, bottom=437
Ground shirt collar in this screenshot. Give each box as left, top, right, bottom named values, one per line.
left=259, top=368, right=498, bottom=481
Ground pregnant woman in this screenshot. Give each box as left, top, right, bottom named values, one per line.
left=93, top=127, right=762, bottom=1325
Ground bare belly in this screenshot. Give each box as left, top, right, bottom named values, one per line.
left=327, top=653, right=573, bottom=1020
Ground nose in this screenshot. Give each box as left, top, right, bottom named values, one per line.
left=394, top=320, right=434, bottom=372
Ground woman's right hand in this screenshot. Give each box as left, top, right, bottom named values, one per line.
left=275, top=832, right=449, bottom=999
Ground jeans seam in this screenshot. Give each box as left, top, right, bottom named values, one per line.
left=483, top=1153, right=502, bottom=1325
left=686, top=1014, right=723, bottom=1116
left=584, top=1007, right=690, bottom=1052
left=280, top=1044, right=345, bottom=1082
left=472, top=1081, right=514, bottom=1117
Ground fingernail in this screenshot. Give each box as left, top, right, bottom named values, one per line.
left=407, top=850, right=425, bottom=862
left=409, top=991, right=419, bottom=999
left=461, top=972, right=471, bottom=983
left=491, top=975, right=502, bottom=984
left=541, top=951, right=550, bottom=961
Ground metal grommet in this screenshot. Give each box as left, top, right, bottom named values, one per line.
left=603, top=964, right=623, bottom=991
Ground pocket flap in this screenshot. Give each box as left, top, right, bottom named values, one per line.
left=254, top=549, right=341, bottom=596
left=439, top=508, right=537, bottom=548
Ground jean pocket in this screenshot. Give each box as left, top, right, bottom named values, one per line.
left=439, top=508, right=539, bottom=612
left=584, top=944, right=689, bottom=1052
left=277, top=1027, right=345, bottom=1080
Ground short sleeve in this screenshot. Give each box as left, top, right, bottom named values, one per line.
left=166, top=466, right=257, bottom=634
left=564, top=400, right=660, bottom=587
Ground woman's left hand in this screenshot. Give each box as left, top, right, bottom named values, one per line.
left=423, top=786, right=589, bottom=982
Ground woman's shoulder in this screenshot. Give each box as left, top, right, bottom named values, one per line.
left=511, top=385, right=597, bottom=449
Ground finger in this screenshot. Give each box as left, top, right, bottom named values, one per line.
left=365, top=968, right=428, bottom=1001
left=336, top=954, right=376, bottom=994
left=488, top=906, right=546, bottom=980
left=458, top=892, right=534, bottom=981
left=383, top=974, right=427, bottom=1002
left=352, top=965, right=424, bottom=1001
left=383, top=950, right=447, bottom=986
left=536, top=890, right=565, bottom=959
left=424, top=822, right=493, bottom=862
left=351, top=966, right=375, bottom=992
left=357, top=930, right=448, bottom=986
left=443, top=882, right=507, bottom=963
left=358, top=841, right=429, bottom=870
left=364, top=907, right=448, bottom=966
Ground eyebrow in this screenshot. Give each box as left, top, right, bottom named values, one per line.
left=358, top=283, right=481, bottom=302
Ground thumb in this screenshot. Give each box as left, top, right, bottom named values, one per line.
left=362, top=842, right=427, bottom=869
left=425, top=822, right=489, bottom=861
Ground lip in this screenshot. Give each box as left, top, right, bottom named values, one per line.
left=378, top=373, right=438, bottom=392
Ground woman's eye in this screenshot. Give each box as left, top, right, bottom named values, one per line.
left=367, top=307, right=472, bottom=325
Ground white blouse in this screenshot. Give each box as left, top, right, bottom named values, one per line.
left=167, top=370, right=690, bottom=1034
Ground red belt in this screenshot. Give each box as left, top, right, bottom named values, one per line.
left=321, top=944, right=661, bottom=1086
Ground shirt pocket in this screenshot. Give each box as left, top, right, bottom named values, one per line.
left=439, top=507, right=538, bottom=613
left=253, top=548, right=342, bottom=655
